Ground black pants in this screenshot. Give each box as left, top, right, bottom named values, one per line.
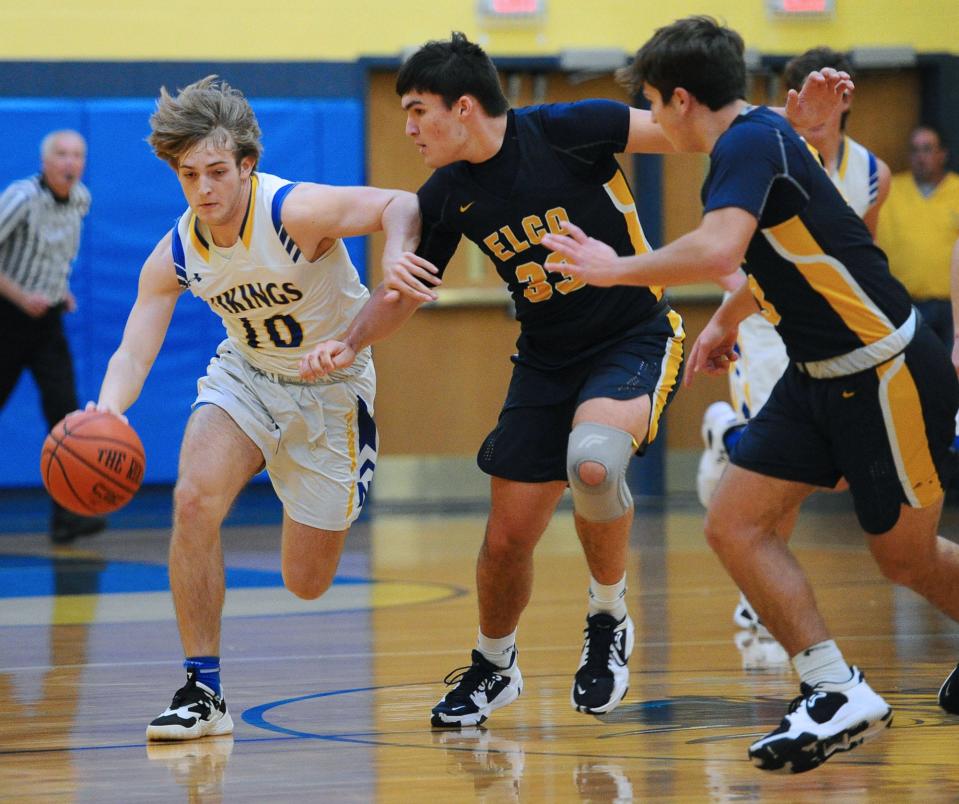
left=915, top=298, right=953, bottom=351
left=0, top=297, right=78, bottom=427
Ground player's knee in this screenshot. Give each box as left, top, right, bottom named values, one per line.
left=172, top=478, right=225, bottom=526
left=566, top=423, right=634, bottom=522
left=284, top=566, right=335, bottom=600
left=870, top=545, right=933, bottom=590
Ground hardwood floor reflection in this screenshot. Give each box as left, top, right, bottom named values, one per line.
left=2, top=493, right=959, bottom=801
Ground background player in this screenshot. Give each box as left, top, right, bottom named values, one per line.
left=541, top=15, right=959, bottom=772
left=88, top=76, right=426, bottom=741
left=303, top=32, right=850, bottom=728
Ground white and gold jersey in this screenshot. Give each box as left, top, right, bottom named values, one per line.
left=825, top=135, right=881, bottom=218
left=171, top=172, right=370, bottom=378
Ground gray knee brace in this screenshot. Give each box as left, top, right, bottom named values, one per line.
left=566, top=422, right=635, bottom=522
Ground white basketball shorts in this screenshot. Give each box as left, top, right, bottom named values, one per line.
left=194, top=341, right=377, bottom=531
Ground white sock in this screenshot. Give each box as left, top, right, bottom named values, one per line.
left=588, top=575, right=628, bottom=620
left=792, top=640, right=855, bottom=690
left=477, top=629, right=516, bottom=668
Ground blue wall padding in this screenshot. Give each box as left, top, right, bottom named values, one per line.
left=0, top=97, right=365, bottom=487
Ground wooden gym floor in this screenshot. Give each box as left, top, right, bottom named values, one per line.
left=2, top=479, right=959, bottom=802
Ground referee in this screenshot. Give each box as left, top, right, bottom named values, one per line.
left=0, top=129, right=106, bottom=543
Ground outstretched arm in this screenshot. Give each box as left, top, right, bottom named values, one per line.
left=685, top=283, right=760, bottom=387
left=299, top=287, right=422, bottom=380
left=541, top=207, right=756, bottom=288
left=624, top=68, right=853, bottom=154
left=95, top=232, right=182, bottom=419
left=282, top=183, right=440, bottom=301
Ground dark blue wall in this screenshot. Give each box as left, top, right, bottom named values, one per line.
left=0, top=94, right=364, bottom=487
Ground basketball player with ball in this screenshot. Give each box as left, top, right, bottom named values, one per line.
left=83, top=76, right=433, bottom=741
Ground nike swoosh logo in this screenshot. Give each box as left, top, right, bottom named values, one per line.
left=450, top=705, right=466, bottom=711
left=576, top=685, right=587, bottom=695
left=842, top=391, right=855, bottom=398
left=459, top=202, right=475, bottom=213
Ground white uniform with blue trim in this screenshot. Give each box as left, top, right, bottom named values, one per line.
left=729, top=135, right=881, bottom=418
left=171, top=172, right=377, bottom=530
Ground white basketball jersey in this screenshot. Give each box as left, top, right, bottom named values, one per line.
left=826, top=135, right=880, bottom=217
left=171, top=172, right=370, bottom=378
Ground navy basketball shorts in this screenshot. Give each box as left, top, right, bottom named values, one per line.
left=477, top=310, right=685, bottom=483
left=732, top=322, right=959, bottom=534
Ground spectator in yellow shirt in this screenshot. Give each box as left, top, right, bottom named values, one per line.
left=878, top=125, right=959, bottom=348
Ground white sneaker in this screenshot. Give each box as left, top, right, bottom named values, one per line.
left=748, top=667, right=892, bottom=773
left=571, top=613, right=634, bottom=714
left=431, top=649, right=523, bottom=727
left=146, top=672, right=234, bottom=741
left=696, top=401, right=742, bottom=508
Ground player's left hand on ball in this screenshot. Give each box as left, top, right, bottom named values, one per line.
left=540, top=222, right=623, bottom=287
left=299, top=340, right=356, bottom=380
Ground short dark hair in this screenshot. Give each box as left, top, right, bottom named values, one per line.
left=784, top=47, right=854, bottom=129
left=618, top=16, right=746, bottom=110
left=396, top=31, right=509, bottom=116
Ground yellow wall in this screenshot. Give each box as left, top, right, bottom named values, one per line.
left=3, top=0, right=956, bottom=61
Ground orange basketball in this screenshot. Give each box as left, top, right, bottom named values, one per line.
left=40, top=411, right=146, bottom=515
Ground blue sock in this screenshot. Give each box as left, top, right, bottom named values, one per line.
left=952, top=434, right=959, bottom=453
left=723, top=423, right=746, bottom=455
left=184, top=656, right=221, bottom=696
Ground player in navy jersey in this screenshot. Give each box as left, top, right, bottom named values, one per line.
left=541, top=16, right=959, bottom=773
left=307, top=31, right=850, bottom=728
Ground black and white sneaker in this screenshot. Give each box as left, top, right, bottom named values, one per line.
left=749, top=667, right=892, bottom=773
left=431, top=649, right=523, bottom=728
left=146, top=670, right=234, bottom=741
left=571, top=613, right=634, bottom=714
left=938, top=662, right=959, bottom=714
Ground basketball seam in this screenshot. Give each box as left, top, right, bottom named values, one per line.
left=54, top=440, right=140, bottom=496
left=46, top=449, right=96, bottom=515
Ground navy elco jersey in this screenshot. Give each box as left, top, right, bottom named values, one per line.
left=417, top=100, right=665, bottom=370
left=703, top=106, right=913, bottom=364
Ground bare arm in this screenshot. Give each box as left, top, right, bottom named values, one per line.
left=95, top=232, right=181, bottom=416
left=862, top=157, right=892, bottom=240
left=282, top=182, right=440, bottom=301
left=685, top=281, right=761, bottom=387
left=298, top=286, right=423, bottom=380
left=541, top=206, right=757, bottom=288
left=624, top=68, right=852, bottom=154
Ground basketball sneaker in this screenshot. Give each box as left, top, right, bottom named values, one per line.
left=696, top=401, right=742, bottom=508
left=748, top=667, right=892, bottom=773
left=937, top=663, right=959, bottom=714
left=571, top=613, right=634, bottom=714
left=431, top=649, right=523, bottom=728
left=146, top=670, right=234, bottom=741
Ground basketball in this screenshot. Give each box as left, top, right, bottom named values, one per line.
left=40, top=410, right=146, bottom=516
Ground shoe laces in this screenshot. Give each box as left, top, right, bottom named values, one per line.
left=785, top=682, right=815, bottom=715
left=581, top=615, right=618, bottom=678
left=170, top=671, right=213, bottom=710
left=442, top=652, right=504, bottom=705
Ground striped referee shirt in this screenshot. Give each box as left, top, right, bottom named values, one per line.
left=0, top=175, right=91, bottom=304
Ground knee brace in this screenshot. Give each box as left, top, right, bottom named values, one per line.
left=566, top=423, right=635, bottom=522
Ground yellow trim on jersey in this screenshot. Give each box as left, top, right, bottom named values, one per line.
left=647, top=309, right=685, bottom=444
left=189, top=213, right=210, bottom=262
left=876, top=355, right=942, bottom=509
left=837, top=136, right=850, bottom=181
left=603, top=170, right=663, bottom=300
left=241, top=173, right=258, bottom=250
left=345, top=408, right=357, bottom=520
left=763, top=215, right=895, bottom=344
